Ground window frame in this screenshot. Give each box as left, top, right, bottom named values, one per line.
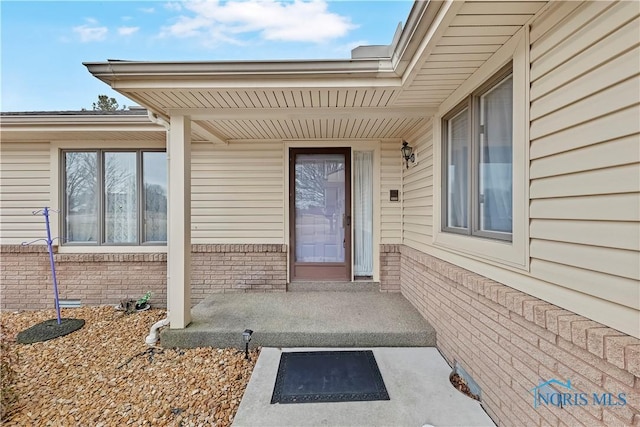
left=431, top=28, right=529, bottom=270
left=61, top=148, right=167, bottom=246
left=442, top=63, right=514, bottom=242
left=442, top=99, right=472, bottom=237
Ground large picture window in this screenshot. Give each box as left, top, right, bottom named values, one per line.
left=63, top=150, right=167, bottom=245
left=442, top=65, right=513, bottom=241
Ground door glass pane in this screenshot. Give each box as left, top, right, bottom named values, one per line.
left=143, top=152, right=167, bottom=242
left=479, top=75, right=513, bottom=234
left=295, top=154, right=345, bottom=263
left=104, top=152, right=137, bottom=244
left=446, top=108, right=469, bottom=229
left=64, top=152, right=98, bottom=243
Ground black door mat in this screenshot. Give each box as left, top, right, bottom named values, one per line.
left=271, top=350, right=390, bottom=404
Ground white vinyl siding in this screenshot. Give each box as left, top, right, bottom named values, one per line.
left=380, top=140, right=402, bottom=243
left=190, top=141, right=285, bottom=243
left=191, top=140, right=394, bottom=246
left=529, top=0, right=640, bottom=321
left=0, top=143, right=51, bottom=244
left=402, top=120, right=434, bottom=253
left=402, top=1, right=639, bottom=337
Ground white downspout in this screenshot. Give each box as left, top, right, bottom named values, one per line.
left=147, top=110, right=170, bottom=129
left=146, top=315, right=171, bottom=346
left=146, top=108, right=171, bottom=346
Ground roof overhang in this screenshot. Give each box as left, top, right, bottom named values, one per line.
left=5, top=0, right=551, bottom=143
left=0, top=112, right=166, bottom=142
left=85, top=1, right=442, bottom=88
left=82, top=1, right=453, bottom=142
left=86, top=58, right=399, bottom=85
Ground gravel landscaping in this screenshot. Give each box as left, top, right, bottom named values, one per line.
left=0, top=306, right=259, bottom=426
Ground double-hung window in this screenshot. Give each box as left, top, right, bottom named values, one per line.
left=442, top=65, right=513, bottom=241
left=62, top=150, right=167, bottom=245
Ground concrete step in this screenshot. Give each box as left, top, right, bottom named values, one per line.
left=161, top=292, right=436, bottom=349
left=288, top=281, right=379, bottom=292
left=162, top=330, right=433, bottom=349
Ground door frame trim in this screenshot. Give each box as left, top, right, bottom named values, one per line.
left=283, top=140, right=383, bottom=285
left=289, top=147, right=352, bottom=281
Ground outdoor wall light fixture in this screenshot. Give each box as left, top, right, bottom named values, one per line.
left=242, top=329, right=253, bottom=360
left=401, top=140, right=416, bottom=169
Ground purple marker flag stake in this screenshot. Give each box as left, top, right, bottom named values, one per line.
left=42, top=207, right=62, bottom=324
left=18, top=208, right=85, bottom=344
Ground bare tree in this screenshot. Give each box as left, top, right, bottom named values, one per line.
left=90, top=95, right=126, bottom=111
left=64, top=152, right=98, bottom=241
left=64, top=152, right=134, bottom=241
left=295, top=160, right=344, bottom=208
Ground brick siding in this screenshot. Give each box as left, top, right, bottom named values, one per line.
left=0, top=245, right=167, bottom=310
left=399, top=245, right=640, bottom=426
left=380, top=244, right=401, bottom=292
left=191, top=244, right=287, bottom=305
left=1, top=244, right=287, bottom=310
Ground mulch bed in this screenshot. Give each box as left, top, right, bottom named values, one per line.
left=1, top=306, right=258, bottom=426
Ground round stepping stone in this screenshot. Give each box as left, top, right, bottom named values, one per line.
left=17, top=318, right=85, bottom=344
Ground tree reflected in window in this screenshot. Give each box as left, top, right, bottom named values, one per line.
left=63, top=150, right=167, bottom=245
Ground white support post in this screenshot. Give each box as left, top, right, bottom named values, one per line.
left=168, top=115, right=192, bottom=329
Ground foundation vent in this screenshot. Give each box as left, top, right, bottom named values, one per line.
left=58, top=299, right=82, bottom=308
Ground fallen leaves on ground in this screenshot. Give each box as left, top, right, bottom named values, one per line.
left=0, top=306, right=258, bottom=426
left=450, top=373, right=480, bottom=401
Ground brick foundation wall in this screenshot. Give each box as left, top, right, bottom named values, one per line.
left=380, top=244, right=400, bottom=292
left=400, top=245, right=640, bottom=426
left=1, top=244, right=288, bottom=310
left=0, top=245, right=167, bottom=311
left=1, top=245, right=54, bottom=310
left=55, top=252, right=167, bottom=309
left=191, top=244, right=287, bottom=305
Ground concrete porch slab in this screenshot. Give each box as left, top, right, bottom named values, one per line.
left=232, top=347, right=496, bottom=427
left=161, top=292, right=435, bottom=348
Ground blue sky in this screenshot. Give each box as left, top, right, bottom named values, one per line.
left=1, top=1, right=414, bottom=112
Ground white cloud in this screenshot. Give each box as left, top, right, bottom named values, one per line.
left=118, top=26, right=140, bottom=36
left=160, top=0, right=356, bottom=45
left=73, top=24, right=108, bottom=42
left=139, top=7, right=155, bottom=13
left=122, top=16, right=133, bottom=21
left=164, top=2, right=183, bottom=12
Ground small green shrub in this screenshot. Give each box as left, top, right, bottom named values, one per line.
left=137, top=291, right=152, bottom=306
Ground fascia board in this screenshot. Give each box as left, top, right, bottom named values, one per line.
left=1, top=124, right=163, bottom=132
left=84, top=58, right=393, bottom=80
left=0, top=115, right=164, bottom=134
left=391, top=0, right=442, bottom=74
left=0, top=115, right=156, bottom=126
